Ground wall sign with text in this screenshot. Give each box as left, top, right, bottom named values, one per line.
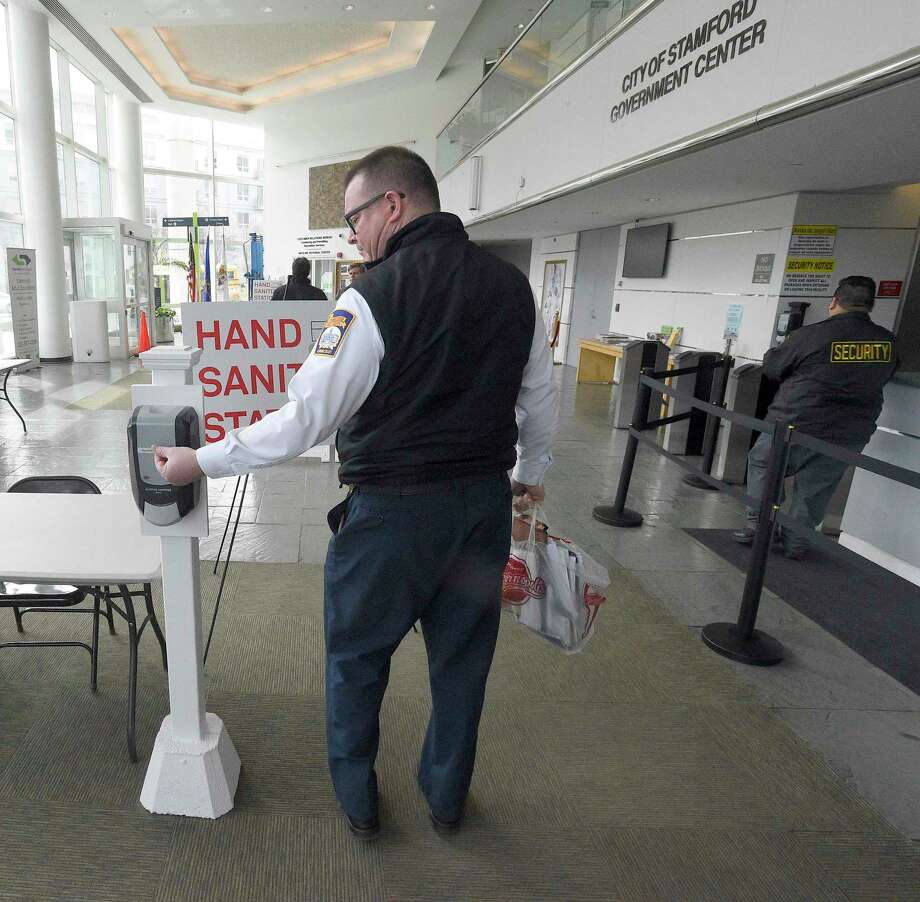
left=610, top=0, right=768, bottom=126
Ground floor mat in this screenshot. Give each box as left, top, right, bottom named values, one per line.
left=686, top=528, right=920, bottom=695
left=66, top=368, right=151, bottom=411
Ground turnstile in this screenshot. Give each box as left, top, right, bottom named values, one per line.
left=713, top=363, right=763, bottom=484
left=614, top=339, right=670, bottom=429
left=662, top=351, right=720, bottom=455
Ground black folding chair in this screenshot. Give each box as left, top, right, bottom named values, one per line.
left=0, top=476, right=168, bottom=761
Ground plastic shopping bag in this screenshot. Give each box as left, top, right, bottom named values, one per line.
left=501, top=508, right=609, bottom=653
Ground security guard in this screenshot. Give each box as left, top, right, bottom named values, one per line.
left=154, top=147, right=558, bottom=840
left=734, top=276, right=898, bottom=558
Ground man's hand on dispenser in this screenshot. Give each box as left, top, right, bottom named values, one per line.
left=154, top=446, right=203, bottom=486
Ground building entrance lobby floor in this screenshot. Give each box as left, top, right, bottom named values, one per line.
left=0, top=361, right=918, bottom=900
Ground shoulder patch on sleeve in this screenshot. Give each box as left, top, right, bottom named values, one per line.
left=314, top=309, right=356, bottom=358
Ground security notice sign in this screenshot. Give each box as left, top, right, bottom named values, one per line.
left=788, top=225, right=837, bottom=257
left=6, top=248, right=38, bottom=369
left=181, top=300, right=332, bottom=443
left=782, top=257, right=836, bottom=295
left=783, top=225, right=837, bottom=295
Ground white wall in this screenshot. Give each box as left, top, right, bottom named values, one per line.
left=605, top=187, right=920, bottom=360
left=789, top=188, right=920, bottom=332
left=567, top=226, right=620, bottom=365
left=438, top=0, right=920, bottom=222
left=262, top=64, right=480, bottom=277
left=609, top=195, right=796, bottom=362
left=480, top=240, right=532, bottom=277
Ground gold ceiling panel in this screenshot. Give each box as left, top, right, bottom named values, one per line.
left=155, top=22, right=394, bottom=95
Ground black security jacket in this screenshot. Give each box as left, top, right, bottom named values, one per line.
left=336, top=212, right=536, bottom=485
left=271, top=278, right=327, bottom=301
left=763, top=310, right=898, bottom=446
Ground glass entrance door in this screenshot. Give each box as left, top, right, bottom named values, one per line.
left=123, top=237, right=152, bottom=353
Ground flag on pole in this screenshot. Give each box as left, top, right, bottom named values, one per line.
left=192, top=211, right=201, bottom=301
left=202, top=231, right=212, bottom=302
left=187, top=227, right=196, bottom=302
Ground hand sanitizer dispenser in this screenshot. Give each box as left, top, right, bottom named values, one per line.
left=128, top=405, right=201, bottom=526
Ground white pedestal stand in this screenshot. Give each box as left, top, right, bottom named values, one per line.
left=133, top=346, right=240, bottom=818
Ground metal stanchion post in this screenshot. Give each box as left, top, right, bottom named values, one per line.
left=684, top=354, right=733, bottom=490
left=592, top=368, right=653, bottom=528
left=701, top=422, right=789, bottom=665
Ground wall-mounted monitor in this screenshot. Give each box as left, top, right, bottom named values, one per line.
left=622, top=223, right=671, bottom=278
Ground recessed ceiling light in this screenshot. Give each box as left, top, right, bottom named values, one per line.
left=344, top=3, right=355, bottom=9
left=643, top=196, right=661, bottom=203
left=102, top=10, right=113, bottom=17
left=516, top=22, right=525, bottom=29
left=427, top=3, right=436, bottom=9
left=262, top=4, right=273, bottom=11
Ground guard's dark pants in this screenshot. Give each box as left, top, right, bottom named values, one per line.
left=745, top=432, right=857, bottom=553
left=324, top=474, right=512, bottom=822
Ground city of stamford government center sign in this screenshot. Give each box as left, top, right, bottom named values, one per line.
left=610, top=0, right=768, bottom=125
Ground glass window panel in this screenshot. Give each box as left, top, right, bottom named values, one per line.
left=56, top=142, right=66, bottom=215
left=0, top=10, right=11, bottom=109
left=215, top=179, right=263, bottom=250
left=436, top=0, right=639, bottom=177
left=0, top=113, right=19, bottom=214
left=142, top=108, right=211, bottom=176
left=49, top=47, right=62, bottom=133
left=123, top=243, right=136, bottom=302
left=143, top=172, right=212, bottom=241
left=0, top=220, right=24, bottom=357
left=79, top=232, right=116, bottom=298
left=75, top=152, right=101, bottom=216
left=214, top=120, right=263, bottom=179
left=69, top=63, right=97, bottom=152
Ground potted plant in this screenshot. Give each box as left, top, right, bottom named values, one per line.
left=154, top=306, right=177, bottom=343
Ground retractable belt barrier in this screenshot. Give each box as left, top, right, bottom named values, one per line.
left=592, top=366, right=920, bottom=667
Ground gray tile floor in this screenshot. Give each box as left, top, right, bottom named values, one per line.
left=2, top=358, right=919, bottom=843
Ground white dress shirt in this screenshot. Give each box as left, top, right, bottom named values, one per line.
left=196, top=287, right=558, bottom=484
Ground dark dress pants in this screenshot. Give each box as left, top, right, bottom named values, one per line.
left=745, top=431, right=857, bottom=553
left=324, top=474, right=512, bottom=822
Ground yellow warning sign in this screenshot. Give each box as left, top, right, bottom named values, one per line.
left=785, top=258, right=836, bottom=273
left=792, top=225, right=837, bottom=236
left=789, top=224, right=837, bottom=257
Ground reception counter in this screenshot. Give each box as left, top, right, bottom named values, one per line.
left=839, top=374, right=920, bottom=586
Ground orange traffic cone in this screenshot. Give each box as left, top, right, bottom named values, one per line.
left=138, top=311, right=152, bottom=359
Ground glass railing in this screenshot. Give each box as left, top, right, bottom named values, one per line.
left=436, top=0, right=649, bottom=178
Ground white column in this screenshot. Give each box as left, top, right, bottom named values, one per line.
left=8, top=1, right=70, bottom=359
left=110, top=94, right=144, bottom=223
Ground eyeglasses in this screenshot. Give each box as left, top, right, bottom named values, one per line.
left=343, top=191, right=405, bottom=234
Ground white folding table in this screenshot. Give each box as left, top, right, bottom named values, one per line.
left=0, top=492, right=163, bottom=758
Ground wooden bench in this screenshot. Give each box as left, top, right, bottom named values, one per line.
left=576, top=340, right=625, bottom=384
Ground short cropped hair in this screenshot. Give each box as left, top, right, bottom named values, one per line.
left=292, top=257, right=311, bottom=280
left=835, top=275, right=876, bottom=310
left=344, top=146, right=440, bottom=212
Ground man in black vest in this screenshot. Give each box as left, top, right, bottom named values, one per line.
left=271, top=256, right=327, bottom=300
left=154, top=147, right=558, bottom=840
left=734, top=276, right=898, bottom=558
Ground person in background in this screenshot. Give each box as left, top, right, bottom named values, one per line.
left=153, top=146, right=558, bottom=841
left=734, top=276, right=898, bottom=559
left=336, top=262, right=366, bottom=299
left=272, top=257, right=327, bottom=300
